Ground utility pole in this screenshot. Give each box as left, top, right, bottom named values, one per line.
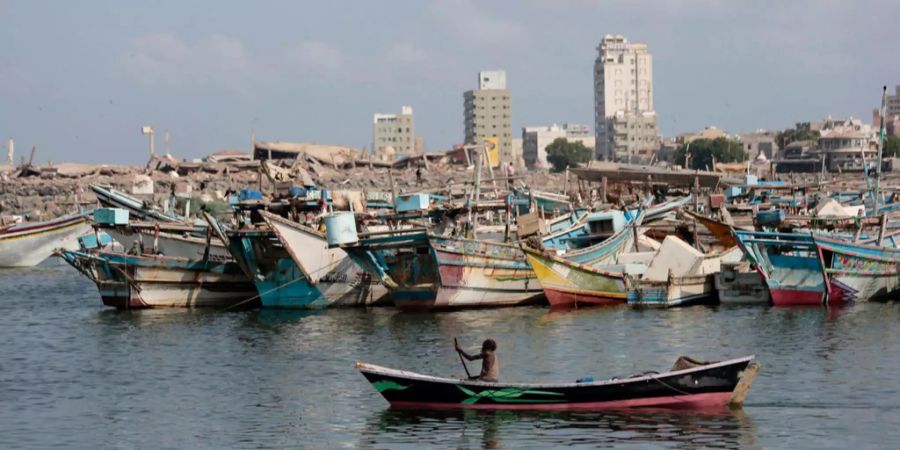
left=141, top=126, right=155, bottom=157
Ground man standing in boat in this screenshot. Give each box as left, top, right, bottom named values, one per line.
left=455, top=339, right=499, bottom=382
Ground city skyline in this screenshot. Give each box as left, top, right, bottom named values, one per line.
left=1, top=0, right=897, bottom=164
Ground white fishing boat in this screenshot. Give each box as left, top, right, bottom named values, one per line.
left=58, top=250, right=257, bottom=309
left=0, top=211, right=93, bottom=267
left=100, top=223, right=233, bottom=262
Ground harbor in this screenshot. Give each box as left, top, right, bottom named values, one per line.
left=4, top=1, right=900, bottom=447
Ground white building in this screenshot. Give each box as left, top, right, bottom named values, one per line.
left=373, top=105, right=415, bottom=161
left=593, top=35, right=658, bottom=161
left=523, top=124, right=595, bottom=169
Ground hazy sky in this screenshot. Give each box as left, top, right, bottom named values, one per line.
left=1, top=0, right=897, bottom=164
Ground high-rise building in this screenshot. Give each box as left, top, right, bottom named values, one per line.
left=888, top=85, right=900, bottom=119
left=523, top=124, right=594, bottom=169
left=593, top=35, right=658, bottom=161
left=464, top=70, right=513, bottom=165
left=373, top=106, right=415, bottom=161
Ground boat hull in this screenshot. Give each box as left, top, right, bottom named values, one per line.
left=627, top=276, right=716, bottom=308
left=522, top=246, right=627, bottom=308
left=358, top=356, right=757, bottom=411
left=228, top=229, right=387, bottom=309
left=58, top=250, right=257, bottom=309
left=815, top=235, right=900, bottom=303
left=392, top=236, right=544, bottom=311
left=0, top=213, right=92, bottom=267
left=769, top=287, right=827, bottom=306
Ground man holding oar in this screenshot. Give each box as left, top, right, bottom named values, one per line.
left=454, top=338, right=499, bottom=382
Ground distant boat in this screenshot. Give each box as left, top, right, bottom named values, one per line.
left=57, top=250, right=257, bottom=309
left=0, top=211, right=93, bottom=267
left=357, top=355, right=759, bottom=411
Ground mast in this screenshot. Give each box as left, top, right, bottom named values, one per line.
left=875, top=85, right=887, bottom=213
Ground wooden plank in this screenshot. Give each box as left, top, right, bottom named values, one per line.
left=728, top=362, right=761, bottom=407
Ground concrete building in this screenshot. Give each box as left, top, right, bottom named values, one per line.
left=873, top=86, right=900, bottom=137
left=593, top=35, right=658, bottom=161
left=522, top=123, right=594, bottom=169
left=676, top=127, right=727, bottom=145
left=464, top=70, right=513, bottom=165
left=373, top=106, right=415, bottom=161
left=737, top=131, right=779, bottom=160
left=888, top=85, right=900, bottom=120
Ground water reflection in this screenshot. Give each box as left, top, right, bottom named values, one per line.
left=361, top=407, right=758, bottom=449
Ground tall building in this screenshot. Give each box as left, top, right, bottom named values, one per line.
left=464, top=70, right=513, bottom=165
left=523, top=124, right=594, bottom=169
left=888, top=85, right=900, bottom=119
left=593, top=35, right=658, bottom=161
left=373, top=106, right=415, bottom=161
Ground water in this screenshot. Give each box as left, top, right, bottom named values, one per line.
left=2, top=262, right=900, bottom=449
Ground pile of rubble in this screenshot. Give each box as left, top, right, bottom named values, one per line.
left=0, top=143, right=568, bottom=220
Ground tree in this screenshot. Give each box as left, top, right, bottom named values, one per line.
left=883, top=135, right=900, bottom=158
left=776, top=122, right=820, bottom=149
left=673, top=137, right=747, bottom=170
left=546, top=138, right=592, bottom=172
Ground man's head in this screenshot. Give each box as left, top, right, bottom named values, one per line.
left=482, top=339, right=497, bottom=352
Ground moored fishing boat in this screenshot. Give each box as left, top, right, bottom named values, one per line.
left=626, top=237, right=741, bottom=308
left=90, top=184, right=182, bottom=223
left=0, top=211, right=93, bottom=267
left=57, top=250, right=257, bottom=309
left=733, top=230, right=828, bottom=306
left=813, top=234, right=900, bottom=303
left=260, top=211, right=389, bottom=307
left=357, top=355, right=759, bottom=410
left=221, top=221, right=388, bottom=309
left=521, top=216, right=639, bottom=308
left=98, top=221, right=233, bottom=262
left=411, top=235, right=545, bottom=311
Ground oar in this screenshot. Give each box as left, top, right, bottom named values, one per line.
left=454, top=338, right=472, bottom=379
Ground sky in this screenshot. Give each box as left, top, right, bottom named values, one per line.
left=1, top=0, right=898, bottom=165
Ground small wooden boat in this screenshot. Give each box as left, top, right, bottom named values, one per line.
left=357, top=356, right=759, bottom=410
left=0, top=211, right=93, bottom=267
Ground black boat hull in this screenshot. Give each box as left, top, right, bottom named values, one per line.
left=358, top=356, right=757, bottom=411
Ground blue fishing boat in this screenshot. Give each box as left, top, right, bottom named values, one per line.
left=221, top=216, right=389, bottom=309
left=733, top=230, right=827, bottom=306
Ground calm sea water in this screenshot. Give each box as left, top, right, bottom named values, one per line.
left=2, top=262, right=900, bottom=449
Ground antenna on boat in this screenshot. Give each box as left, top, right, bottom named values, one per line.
left=874, top=86, right=887, bottom=213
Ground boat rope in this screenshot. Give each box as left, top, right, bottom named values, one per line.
left=647, top=373, right=694, bottom=397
